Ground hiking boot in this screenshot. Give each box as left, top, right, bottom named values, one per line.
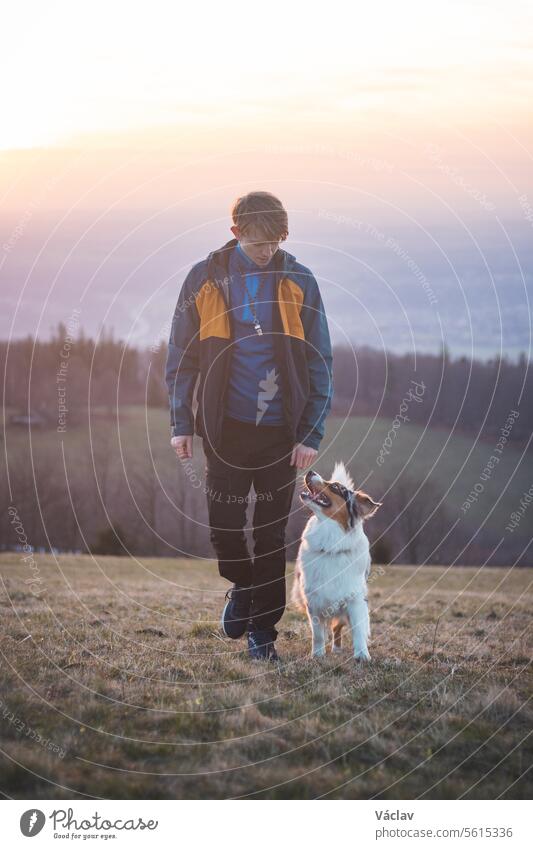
left=247, top=629, right=279, bottom=661
left=220, top=585, right=252, bottom=639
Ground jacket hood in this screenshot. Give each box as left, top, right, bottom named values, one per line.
left=206, top=238, right=297, bottom=284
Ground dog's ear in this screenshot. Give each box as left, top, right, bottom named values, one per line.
left=355, top=490, right=382, bottom=519
left=331, top=461, right=354, bottom=490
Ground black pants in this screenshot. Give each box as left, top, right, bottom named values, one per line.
left=204, top=416, right=297, bottom=636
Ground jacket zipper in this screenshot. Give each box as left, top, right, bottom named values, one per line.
left=214, top=246, right=295, bottom=445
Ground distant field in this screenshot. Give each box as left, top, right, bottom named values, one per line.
left=0, top=553, right=531, bottom=799
left=4, top=407, right=532, bottom=554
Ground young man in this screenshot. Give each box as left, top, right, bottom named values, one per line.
left=165, top=191, right=332, bottom=661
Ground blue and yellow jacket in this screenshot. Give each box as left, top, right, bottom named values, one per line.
left=165, top=238, right=333, bottom=450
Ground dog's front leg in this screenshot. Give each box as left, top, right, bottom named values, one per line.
left=309, top=614, right=326, bottom=657
left=346, top=595, right=371, bottom=662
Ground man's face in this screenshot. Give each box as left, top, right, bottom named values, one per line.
left=231, top=224, right=281, bottom=267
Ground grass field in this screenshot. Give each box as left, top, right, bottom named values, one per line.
left=0, top=553, right=531, bottom=799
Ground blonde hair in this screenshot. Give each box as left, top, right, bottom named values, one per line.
left=231, top=191, right=289, bottom=241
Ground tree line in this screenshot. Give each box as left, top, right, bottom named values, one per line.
left=1, top=327, right=530, bottom=444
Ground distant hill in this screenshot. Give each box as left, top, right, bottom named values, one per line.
left=1, top=408, right=530, bottom=567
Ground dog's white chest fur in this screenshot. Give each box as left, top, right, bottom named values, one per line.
left=297, top=517, right=370, bottom=615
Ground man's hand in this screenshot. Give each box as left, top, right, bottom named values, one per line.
left=290, top=443, right=317, bottom=470
left=171, top=435, right=193, bottom=461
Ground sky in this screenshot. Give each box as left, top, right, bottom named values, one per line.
left=1, top=0, right=532, bottom=358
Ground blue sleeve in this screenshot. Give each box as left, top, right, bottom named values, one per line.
left=164, top=265, right=202, bottom=437
left=296, top=275, right=333, bottom=449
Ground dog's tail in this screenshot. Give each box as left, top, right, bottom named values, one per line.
left=290, top=562, right=306, bottom=612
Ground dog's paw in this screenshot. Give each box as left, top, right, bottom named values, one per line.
left=331, top=645, right=343, bottom=654
left=354, top=649, right=371, bottom=663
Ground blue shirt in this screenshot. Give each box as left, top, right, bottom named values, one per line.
left=224, top=242, right=285, bottom=425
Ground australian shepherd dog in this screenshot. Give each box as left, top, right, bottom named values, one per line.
left=291, top=462, right=382, bottom=661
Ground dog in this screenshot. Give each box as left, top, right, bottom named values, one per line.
left=291, top=462, right=382, bottom=661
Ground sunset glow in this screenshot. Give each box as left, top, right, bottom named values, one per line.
left=2, top=0, right=532, bottom=151
left=1, top=0, right=531, bottom=360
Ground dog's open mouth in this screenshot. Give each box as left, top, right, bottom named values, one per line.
left=300, top=474, right=332, bottom=508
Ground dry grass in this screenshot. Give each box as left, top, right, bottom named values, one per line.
left=0, top=553, right=531, bottom=799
